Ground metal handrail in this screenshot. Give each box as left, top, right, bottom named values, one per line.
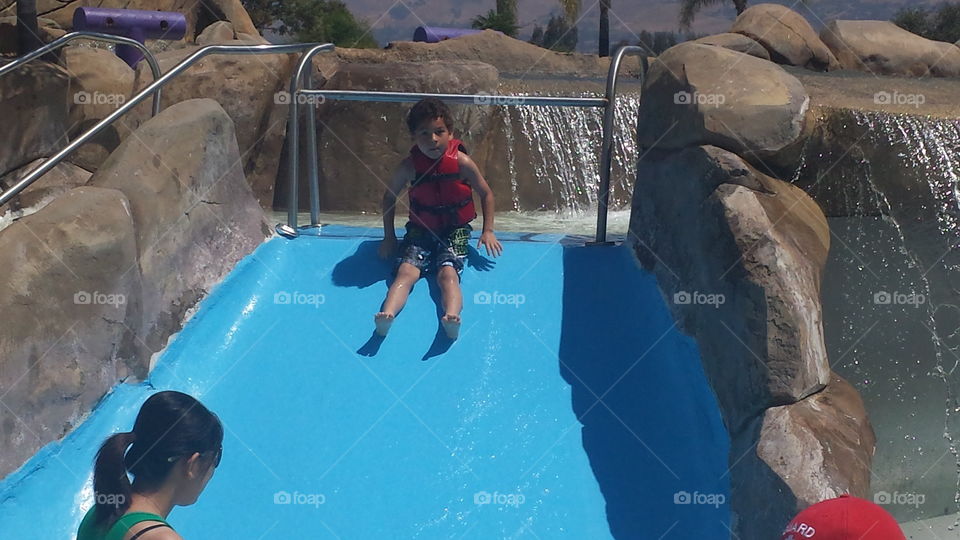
left=596, top=45, right=647, bottom=244
left=0, top=42, right=331, bottom=209
left=0, top=31, right=163, bottom=117
left=279, top=45, right=647, bottom=244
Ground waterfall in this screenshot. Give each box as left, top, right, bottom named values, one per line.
left=796, top=110, right=960, bottom=524
left=489, top=92, right=641, bottom=214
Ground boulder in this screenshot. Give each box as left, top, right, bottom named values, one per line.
left=196, top=21, right=237, bottom=45
left=821, top=20, right=960, bottom=77
left=62, top=46, right=137, bottom=171
left=0, top=1, right=264, bottom=43
left=0, top=62, right=75, bottom=177
left=276, top=60, right=499, bottom=212
left=629, top=144, right=861, bottom=538
left=0, top=186, right=142, bottom=478
left=132, top=46, right=296, bottom=208
left=693, top=32, right=770, bottom=60
left=0, top=159, right=91, bottom=216
left=90, top=98, right=270, bottom=351
left=731, top=3, right=839, bottom=71
left=756, top=374, right=875, bottom=511
left=637, top=42, right=809, bottom=161
left=630, top=145, right=830, bottom=417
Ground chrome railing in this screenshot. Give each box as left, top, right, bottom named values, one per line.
left=0, top=31, right=163, bottom=116
left=280, top=45, right=647, bottom=244
left=0, top=42, right=332, bottom=208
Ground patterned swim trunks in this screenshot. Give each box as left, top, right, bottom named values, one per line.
left=397, top=222, right=472, bottom=274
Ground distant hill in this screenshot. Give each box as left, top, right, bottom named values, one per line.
left=346, top=0, right=942, bottom=53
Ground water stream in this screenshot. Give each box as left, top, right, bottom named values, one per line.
left=796, top=110, right=960, bottom=524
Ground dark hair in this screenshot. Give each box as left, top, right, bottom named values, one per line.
left=92, top=391, right=223, bottom=526
left=406, top=97, right=454, bottom=133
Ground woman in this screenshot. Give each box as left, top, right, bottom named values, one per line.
left=76, top=390, right=223, bottom=540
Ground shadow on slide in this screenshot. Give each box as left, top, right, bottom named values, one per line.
left=559, top=245, right=731, bottom=538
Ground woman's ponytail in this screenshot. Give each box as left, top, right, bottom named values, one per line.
left=91, top=431, right=136, bottom=526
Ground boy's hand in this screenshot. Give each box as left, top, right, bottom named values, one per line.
left=477, top=231, right=503, bottom=257
left=379, top=237, right=398, bottom=259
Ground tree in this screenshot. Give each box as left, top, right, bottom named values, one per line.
left=16, top=0, right=43, bottom=55
left=531, top=14, right=577, bottom=52
left=598, top=0, right=610, bottom=56
left=472, top=0, right=519, bottom=37
left=679, top=0, right=749, bottom=30
left=529, top=25, right=545, bottom=47
left=637, top=30, right=655, bottom=55
left=892, top=7, right=930, bottom=37
left=893, top=3, right=960, bottom=43
left=242, top=0, right=378, bottom=48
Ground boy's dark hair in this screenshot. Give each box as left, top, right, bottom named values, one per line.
left=407, top=98, right=454, bottom=133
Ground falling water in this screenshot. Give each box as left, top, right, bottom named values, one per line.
left=490, top=92, right=641, bottom=214
left=797, top=110, right=960, bottom=524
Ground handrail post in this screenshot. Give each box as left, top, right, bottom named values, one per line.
left=278, top=43, right=336, bottom=237
left=593, top=45, right=646, bottom=245
left=305, top=68, right=320, bottom=227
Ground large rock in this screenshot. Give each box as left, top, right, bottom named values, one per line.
left=196, top=20, right=237, bottom=45
left=62, top=46, right=137, bottom=171
left=277, top=60, right=499, bottom=212
left=132, top=46, right=296, bottom=208
left=0, top=158, right=91, bottom=216
left=756, top=374, right=875, bottom=510
left=693, top=32, right=770, bottom=60
left=0, top=0, right=263, bottom=43
left=821, top=20, right=960, bottom=77
left=628, top=144, right=870, bottom=538
left=731, top=3, right=839, bottom=71
left=0, top=63, right=74, bottom=176
left=637, top=42, right=809, bottom=161
left=90, top=98, right=269, bottom=351
left=0, top=186, right=142, bottom=477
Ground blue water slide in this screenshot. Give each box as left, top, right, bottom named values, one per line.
left=0, top=226, right=730, bottom=538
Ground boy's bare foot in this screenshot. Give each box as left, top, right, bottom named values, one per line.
left=374, top=312, right=395, bottom=337
left=441, top=314, right=461, bottom=340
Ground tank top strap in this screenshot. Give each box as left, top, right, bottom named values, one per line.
left=106, top=512, right=171, bottom=540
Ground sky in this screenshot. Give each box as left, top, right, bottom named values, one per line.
left=343, top=0, right=942, bottom=53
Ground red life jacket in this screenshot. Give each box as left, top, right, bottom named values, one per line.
left=408, top=138, right=477, bottom=231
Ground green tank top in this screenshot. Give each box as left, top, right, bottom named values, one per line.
left=76, top=507, right=172, bottom=540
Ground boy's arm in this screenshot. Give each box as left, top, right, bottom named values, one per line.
left=459, top=153, right=503, bottom=257
left=380, top=158, right=413, bottom=258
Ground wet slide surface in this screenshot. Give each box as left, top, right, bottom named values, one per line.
left=0, top=226, right=730, bottom=538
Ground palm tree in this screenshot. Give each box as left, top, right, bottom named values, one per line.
left=679, top=0, right=748, bottom=30
left=598, top=0, right=609, bottom=56
left=17, top=0, right=43, bottom=55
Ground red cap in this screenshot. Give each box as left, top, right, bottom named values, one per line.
left=780, top=495, right=905, bottom=540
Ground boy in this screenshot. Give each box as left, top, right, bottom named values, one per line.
left=375, top=98, right=502, bottom=339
